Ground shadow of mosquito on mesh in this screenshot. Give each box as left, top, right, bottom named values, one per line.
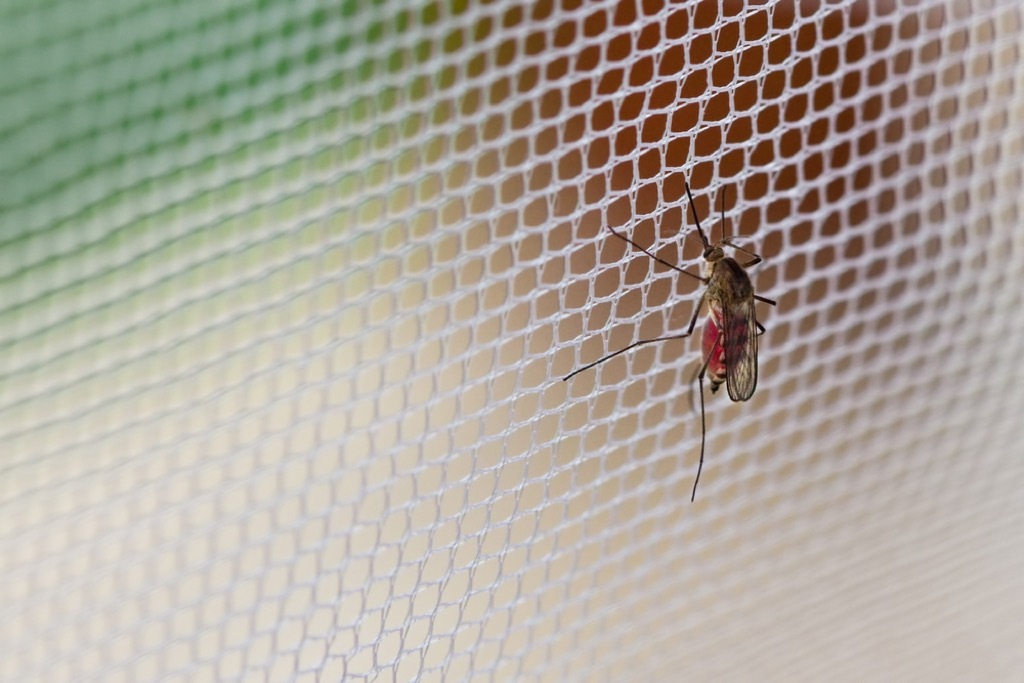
left=562, top=180, right=776, bottom=501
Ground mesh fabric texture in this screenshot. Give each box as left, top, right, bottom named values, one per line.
left=3, top=2, right=1024, bottom=681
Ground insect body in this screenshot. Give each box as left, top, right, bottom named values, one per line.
left=699, top=240, right=761, bottom=401
left=563, top=180, right=775, bottom=500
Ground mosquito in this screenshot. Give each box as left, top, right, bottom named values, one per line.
left=562, top=180, right=776, bottom=500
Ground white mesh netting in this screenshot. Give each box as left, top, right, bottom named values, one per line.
left=3, top=1, right=1024, bottom=681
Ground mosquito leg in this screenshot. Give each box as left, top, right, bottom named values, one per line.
left=723, top=236, right=776, bottom=305
left=724, top=240, right=765, bottom=269
left=690, top=333, right=719, bottom=502
left=692, top=371, right=707, bottom=502
left=562, top=332, right=692, bottom=381
left=563, top=291, right=706, bottom=381
left=605, top=225, right=707, bottom=284
left=726, top=241, right=776, bottom=307
left=755, top=320, right=766, bottom=336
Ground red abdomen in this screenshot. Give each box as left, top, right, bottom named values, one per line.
left=702, top=313, right=726, bottom=392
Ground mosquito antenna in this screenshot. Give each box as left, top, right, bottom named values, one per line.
left=682, top=180, right=710, bottom=247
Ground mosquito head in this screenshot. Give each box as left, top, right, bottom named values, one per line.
left=704, top=244, right=726, bottom=263
left=684, top=179, right=732, bottom=264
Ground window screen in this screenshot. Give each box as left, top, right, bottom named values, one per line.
left=3, top=1, right=1023, bottom=681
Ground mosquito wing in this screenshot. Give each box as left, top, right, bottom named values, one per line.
left=723, top=296, right=758, bottom=402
